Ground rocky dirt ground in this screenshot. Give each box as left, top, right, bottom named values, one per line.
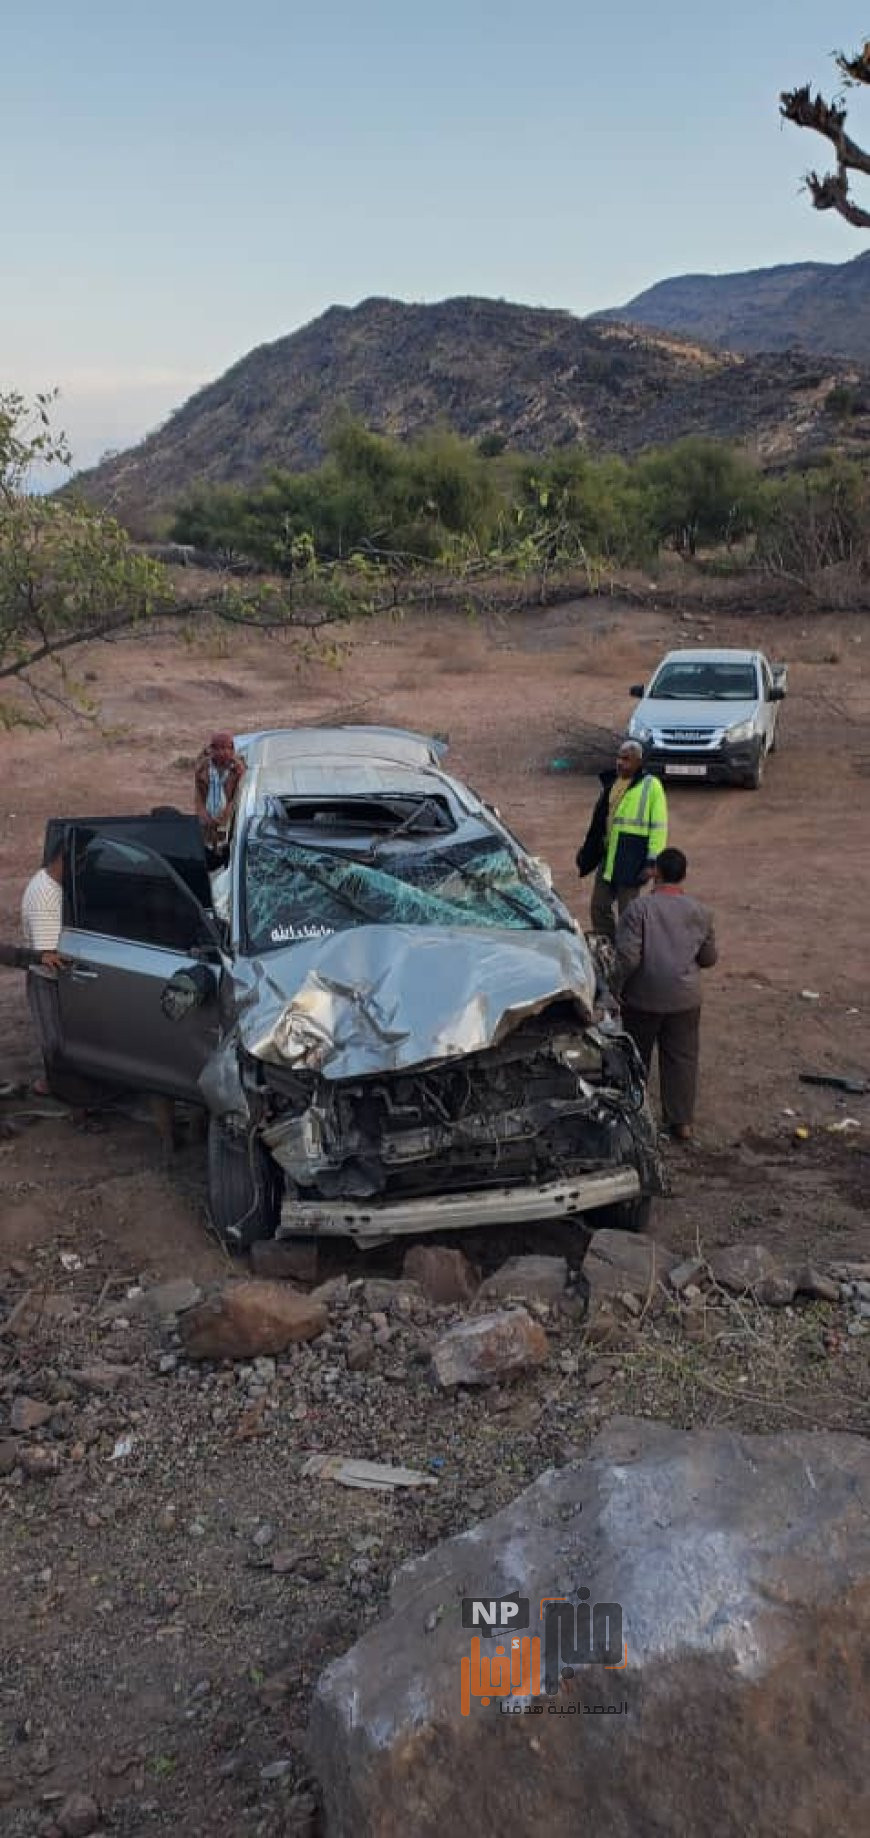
left=1, top=591, right=868, bottom=1836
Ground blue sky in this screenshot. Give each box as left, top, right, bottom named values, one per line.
left=5, top=0, right=867, bottom=469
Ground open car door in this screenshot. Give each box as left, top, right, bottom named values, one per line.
left=52, top=814, right=222, bottom=1102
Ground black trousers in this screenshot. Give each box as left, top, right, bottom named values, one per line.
left=621, top=1005, right=701, bottom=1130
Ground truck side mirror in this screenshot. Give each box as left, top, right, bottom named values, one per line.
left=769, top=686, right=785, bottom=702
left=629, top=684, right=644, bottom=699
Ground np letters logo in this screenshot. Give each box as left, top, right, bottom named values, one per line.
left=459, top=1590, right=627, bottom=1714
left=461, top=1595, right=530, bottom=1633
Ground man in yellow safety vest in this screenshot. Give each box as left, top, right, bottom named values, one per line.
left=576, top=739, right=668, bottom=942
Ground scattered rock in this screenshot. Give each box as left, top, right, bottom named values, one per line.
left=2, top=1291, right=80, bottom=1338
left=179, top=1282, right=328, bottom=1360
left=791, top=1266, right=841, bottom=1305
left=141, top=1277, right=203, bottom=1321
left=309, top=1418, right=870, bottom=1837
left=431, top=1309, right=549, bottom=1388
left=478, top=1255, right=567, bottom=1307
left=831, top=1262, right=870, bottom=1283
left=56, top=1792, right=100, bottom=1838
left=362, top=1279, right=425, bottom=1316
left=757, top=1274, right=798, bottom=1308
left=708, top=1245, right=784, bottom=1297
left=310, top=1275, right=350, bottom=1307
left=260, top=1757, right=295, bottom=1783
left=668, top=1256, right=705, bottom=1294
left=0, top=1439, right=21, bottom=1475
left=403, top=1245, right=479, bottom=1305
left=345, top=1337, right=375, bottom=1372
left=583, top=1229, right=676, bottom=1299
left=251, top=1239, right=319, bottom=1284
left=19, top=1445, right=61, bottom=1479
left=67, top=1364, right=133, bottom=1394
left=10, top=1395, right=53, bottom=1433
left=270, top=1550, right=304, bottom=1575
left=252, top=1523, right=275, bottom=1549
left=618, top=1291, right=643, bottom=1318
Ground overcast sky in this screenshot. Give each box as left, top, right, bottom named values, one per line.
left=4, top=0, right=866, bottom=472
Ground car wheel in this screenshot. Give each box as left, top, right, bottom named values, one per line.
left=593, top=1194, right=653, bottom=1235
left=207, top=1116, right=280, bottom=1251
left=741, top=749, right=764, bottom=791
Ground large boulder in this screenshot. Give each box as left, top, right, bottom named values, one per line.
left=403, top=1245, right=479, bottom=1305
left=477, top=1254, right=568, bottom=1306
left=179, top=1281, right=327, bottom=1359
left=583, top=1229, right=676, bottom=1299
left=431, top=1309, right=549, bottom=1388
left=308, top=1418, right=870, bottom=1836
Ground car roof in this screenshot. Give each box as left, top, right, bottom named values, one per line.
left=235, top=726, right=448, bottom=769
left=656, top=649, right=760, bottom=665
left=233, top=727, right=472, bottom=813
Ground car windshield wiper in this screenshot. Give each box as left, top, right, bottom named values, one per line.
left=369, top=797, right=445, bottom=857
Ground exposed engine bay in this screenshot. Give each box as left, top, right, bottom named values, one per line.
left=245, top=1006, right=660, bottom=1205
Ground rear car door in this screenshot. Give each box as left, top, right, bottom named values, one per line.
left=54, top=815, right=222, bottom=1100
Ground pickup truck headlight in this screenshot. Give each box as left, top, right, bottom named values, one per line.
left=629, top=722, right=653, bottom=742
left=726, top=718, right=754, bottom=744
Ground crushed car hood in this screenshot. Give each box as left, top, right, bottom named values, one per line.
left=232, top=924, right=597, bottom=1080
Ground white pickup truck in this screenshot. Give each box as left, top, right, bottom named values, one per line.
left=627, top=648, right=787, bottom=790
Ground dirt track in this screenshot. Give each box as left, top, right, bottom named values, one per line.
left=1, top=595, right=869, bottom=1834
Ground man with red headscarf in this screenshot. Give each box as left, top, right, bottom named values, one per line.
left=194, top=731, right=246, bottom=862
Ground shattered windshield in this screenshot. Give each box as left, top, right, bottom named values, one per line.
left=649, top=662, right=758, bottom=701
left=244, top=829, right=568, bottom=953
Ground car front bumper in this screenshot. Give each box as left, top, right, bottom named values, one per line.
left=277, top=1167, right=642, bottom=1247
left=643, top=741, right=761, bottom=784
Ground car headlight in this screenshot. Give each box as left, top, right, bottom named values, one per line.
left=726, top=719, right=754, bottom=743
left=629, top=722, right=653, bottom=743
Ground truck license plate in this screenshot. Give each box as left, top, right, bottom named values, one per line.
left=665, top=764, right=707, bottom=777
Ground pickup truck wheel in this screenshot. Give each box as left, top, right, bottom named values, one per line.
left=207, top=1117, right=279, bottom=1251
left=741, top=749, right=764, bottom=791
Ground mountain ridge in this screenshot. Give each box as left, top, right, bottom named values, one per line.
left=599, top=251, right=870, bottom=361
left=71, top=293, right=868, bottom=532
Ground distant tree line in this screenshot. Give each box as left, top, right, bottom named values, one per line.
left=171, top=420, right=870, bottom=588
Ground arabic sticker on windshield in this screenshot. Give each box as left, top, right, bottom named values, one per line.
left=270, top=924, right=335, bottom=944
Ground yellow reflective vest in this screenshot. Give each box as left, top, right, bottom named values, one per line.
left=603, top=773, right=668, bottom=885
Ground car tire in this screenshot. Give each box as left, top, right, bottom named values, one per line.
left=207, top=1116, right=280, bottom=1251
left=593, top=1194, right=653, bottom=1236
left=741, top=748, right=764, bottom=791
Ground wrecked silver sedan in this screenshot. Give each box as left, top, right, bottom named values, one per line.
left=46, top=727, right=661, bottom=1248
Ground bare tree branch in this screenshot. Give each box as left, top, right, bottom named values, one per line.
left=0, top=593, right=342, bottom=683
left=781, top=48, right=870, bottom=230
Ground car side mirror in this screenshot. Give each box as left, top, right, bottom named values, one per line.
left=769, top=685, right=785, bottom=702
left=629, top=684, right=644, bottom=699
left=161, top=963, right=216, bottom=1022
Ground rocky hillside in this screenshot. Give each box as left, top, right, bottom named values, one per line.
left=601, top=252, right=870, bottom=362
left=72, top=296, right=867, bottom=530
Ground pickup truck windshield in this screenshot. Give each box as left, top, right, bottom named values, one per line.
left=244, top=831, right=567, bottom=952
left=649, top=662, right=758, bottom=701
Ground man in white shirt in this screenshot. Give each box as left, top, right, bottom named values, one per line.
left=21, top=842, right=66, bottom=1095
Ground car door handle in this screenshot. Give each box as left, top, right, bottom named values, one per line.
left=71, top=967, right=100, bottom=982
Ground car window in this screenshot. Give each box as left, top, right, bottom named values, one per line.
left=71, top=835, right=211, bottom=953
left=244, top=830, right=569, bottom=954
left=649, top=662, right=758, bottom=701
